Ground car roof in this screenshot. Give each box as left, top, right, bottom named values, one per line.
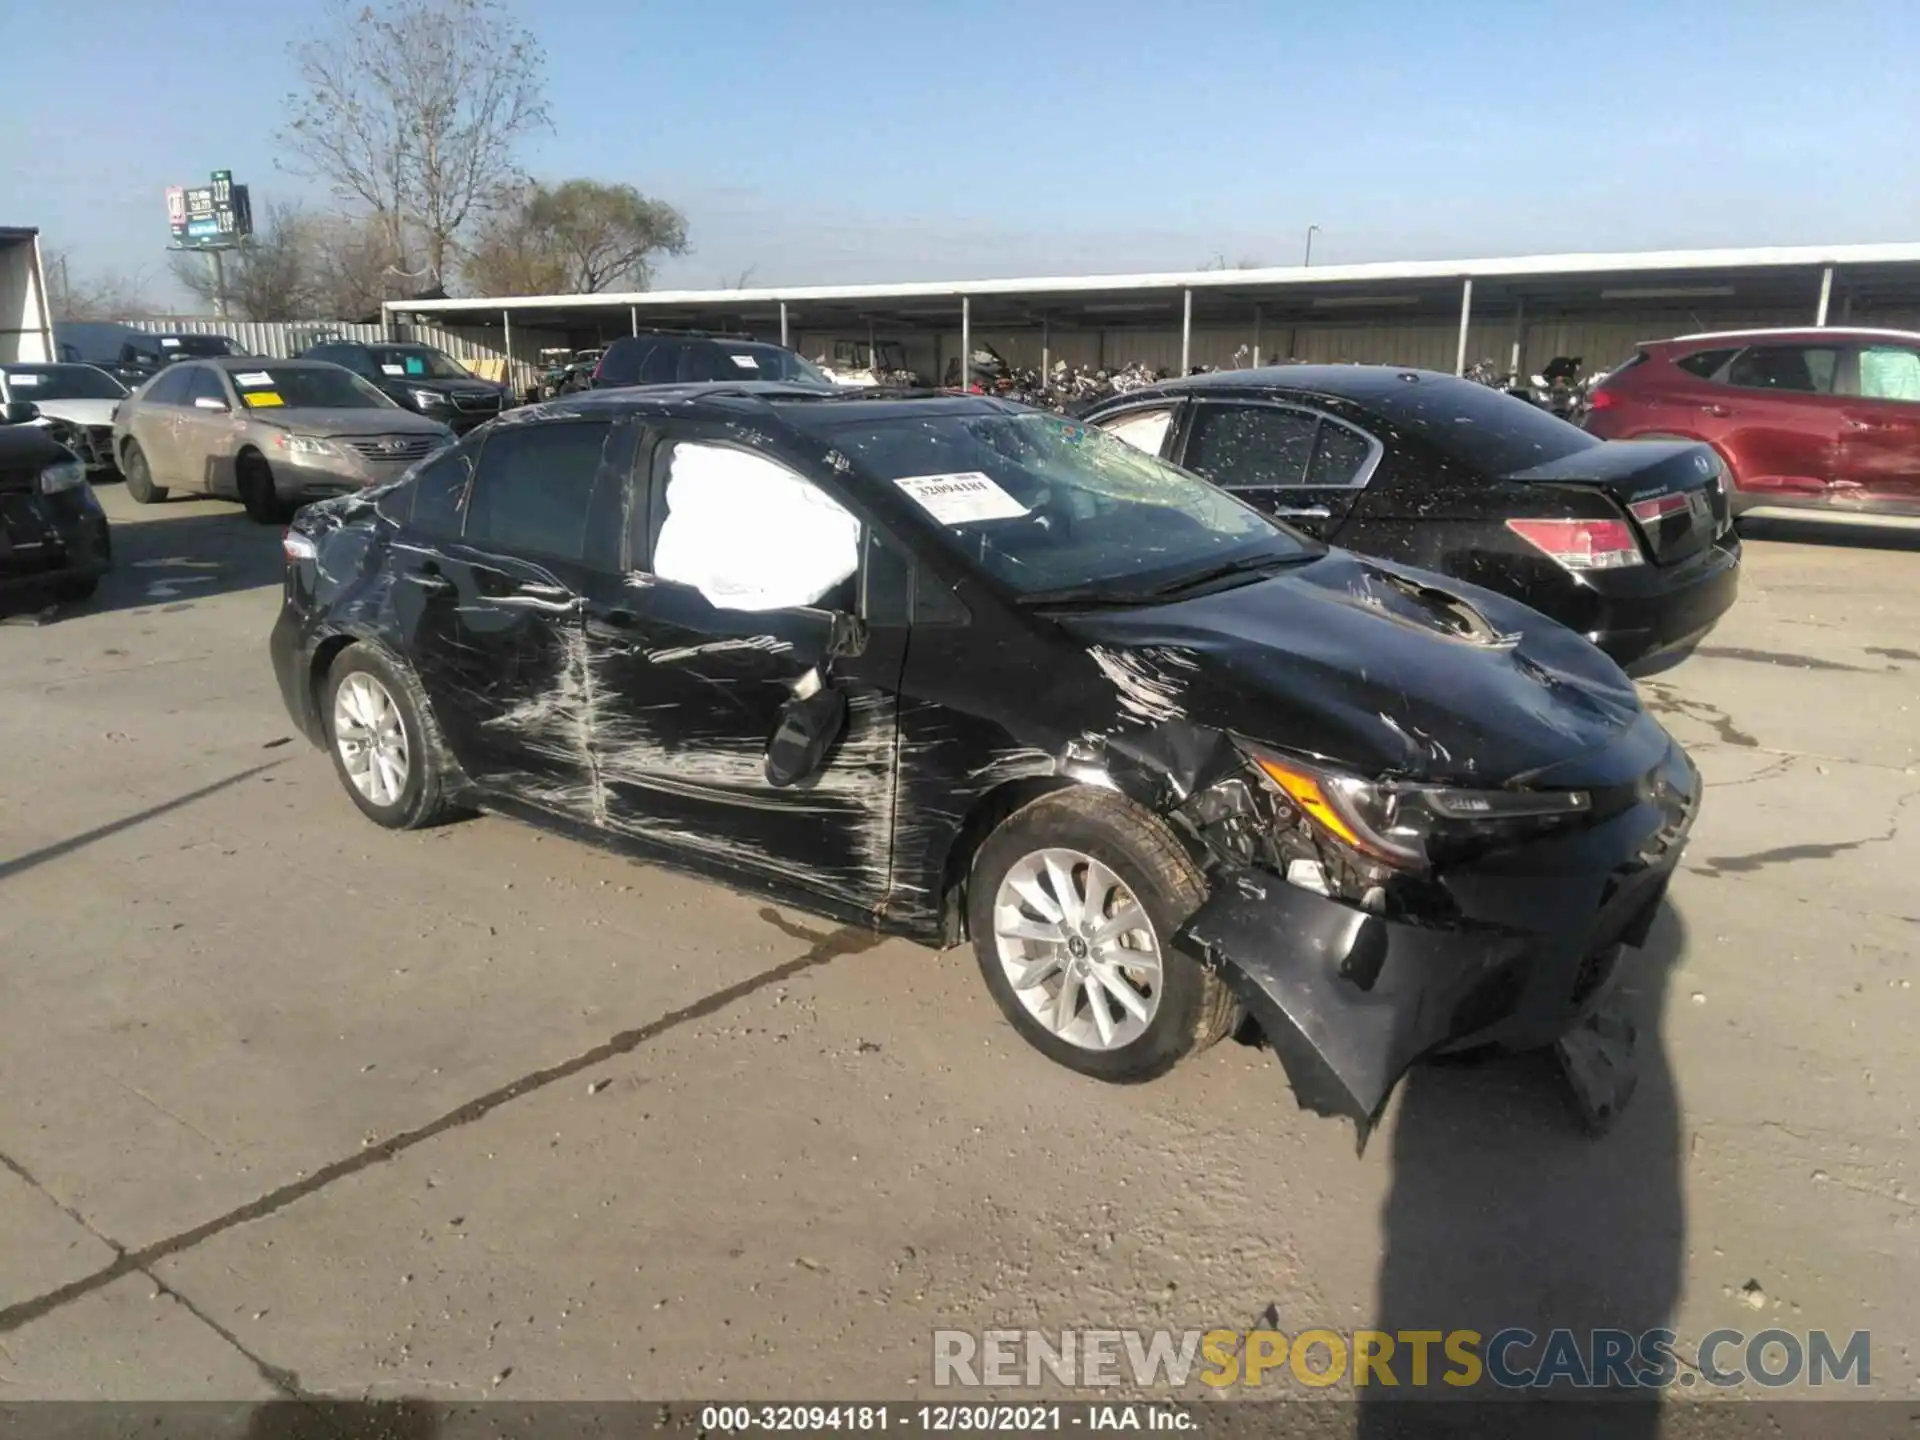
left=1103, top=363, right=1482, bottom=407
left=200, top=356, right=338, bottom=370
left=1654, top=325, right=1920, bottom=347
left=519, top=381, right=1009, bottom=428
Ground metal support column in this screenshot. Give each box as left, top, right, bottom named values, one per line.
left=1816, top=266, right=1834, bottom=327
left=1180, top=288, right=1193, bottom=373
left=1252, top=305, right=1262, bottom=368
left=208, top=250, right=228, bottom=319
left=779, top=300, right=789, bottom=348
left=1041, top=315, right=1050, bottom=377
left=1454, top=278, right=1473, bottom=377
left=503, top=309, right=514, bottom=397
left=1509, top=296, right=1526, bottom=383
left=630, top=305, right=639, bottom=337
left=960, top=296, right=970, bottom=390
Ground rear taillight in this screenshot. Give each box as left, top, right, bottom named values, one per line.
left=282, top=530, right=318, bottom=562
left=1628, top=492, right=1691, bottom=525
left=1587, top=388, right=1617, bottom=411
left=1506, top=517, right=1642, bottom=570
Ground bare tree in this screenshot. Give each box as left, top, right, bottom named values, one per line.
left=44, top=249, right=158, bottom=321
left=280, top=0, right=550, bottom=287
left=465, top=180, right=688, bottom=296
left=167, top=204, right=320, bottom=319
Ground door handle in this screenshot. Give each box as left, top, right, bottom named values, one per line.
left=1700, top=404, right=1732, bottom=418
left=1843, top=418, right=1886, bottom=432
left=405, top=563, right=453, bottom=595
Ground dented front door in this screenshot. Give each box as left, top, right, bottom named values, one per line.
left=572, top=430, right=909, bottom=911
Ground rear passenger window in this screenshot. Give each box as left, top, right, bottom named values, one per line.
left=639, top=343, right=680, bottom=384
left=1185, top=404, right=1320, bottom=488
left=1306, top=421, right=1375, bottom=487
left=597, top=339, right=651, bottom=387
left=408, top=443, right=476, bottom=538
left=1096, top=406, right=1175, bottom=457
left=1675, top=348, right=1736, bottom=379
left=1726, top=346, right=1837, bottom=394
left=465, top=422, right=611, bottom=560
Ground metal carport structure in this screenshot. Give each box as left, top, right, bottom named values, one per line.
left=383, top=242, right=1920, bottom=393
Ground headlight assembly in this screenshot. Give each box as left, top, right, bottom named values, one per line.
left=409, top=387, right=449, bottom=409
left=274, top=433, right=338, bottom=459
left=38, top=458, right=86, bottom=495
left=1243, top=744, right=1591, bottom=874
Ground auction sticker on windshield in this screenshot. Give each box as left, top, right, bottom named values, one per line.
left=235, top=372, right=274, bottom=387
left=729, top=354, right=760, bottom=369
left=895, top=471, right=1029, bottom=525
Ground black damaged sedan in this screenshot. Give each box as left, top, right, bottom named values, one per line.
left=1084, top=367, right=1741, bottom=674
left=1, top=401, right=111, bottom=604
left=271, top=384, right=1697, bottom=1132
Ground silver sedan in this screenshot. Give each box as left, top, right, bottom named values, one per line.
left=112, top=358, right=455, bottom=523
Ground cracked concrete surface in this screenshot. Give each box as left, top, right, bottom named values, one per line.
left=0, top=490, right=1915, bottom=1414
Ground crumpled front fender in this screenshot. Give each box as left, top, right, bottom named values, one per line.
left=1177, top=877, right=1530, bottom=1138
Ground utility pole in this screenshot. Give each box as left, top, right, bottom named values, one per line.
left=1303, top=225, right=1320, bottom=268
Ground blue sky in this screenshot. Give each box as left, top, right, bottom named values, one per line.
left=5, top=0, right=1918, bottom=307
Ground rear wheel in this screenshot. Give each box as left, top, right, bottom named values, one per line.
left=238, top=451, right=288, bottom=524
left=968, top=789, right=1238, bottom=1083
left=322, top=643, right=459, bottom=830
left=121, top=442, right=166, bottom=504
left=52, top=575, right=98, bottom=602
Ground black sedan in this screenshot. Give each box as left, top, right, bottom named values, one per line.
left=1083, top=367, right=1741, bottom=673
left=271, top=385, right=1698, bottom=1133
left=0, top=402, right=111, bottom=604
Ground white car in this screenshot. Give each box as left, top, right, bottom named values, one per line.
left=0, top=363, right=130, bottom=472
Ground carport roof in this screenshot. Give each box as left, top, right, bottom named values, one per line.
left=385, top=241, right=1920, bottom=333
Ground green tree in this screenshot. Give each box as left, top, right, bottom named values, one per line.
left=466, top=180, right=689, bottom=296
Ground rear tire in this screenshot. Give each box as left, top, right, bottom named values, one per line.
left=968, top=788, right=1238, bottom=1083
left=322, top=643, right=460, bottom=830
left=52, top=576, right=98, bottom=602
left=238, top=451, right=289, bottom=524
left=121, top=443, right=166, bottom=504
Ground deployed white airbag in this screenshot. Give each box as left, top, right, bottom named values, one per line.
left=653, top=442, right=860, bottom=612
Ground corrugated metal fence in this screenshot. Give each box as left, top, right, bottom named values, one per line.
left=120, top=316, right=567, bottom=393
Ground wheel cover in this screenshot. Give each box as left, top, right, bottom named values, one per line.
left=332, top=673, right=410, bottom=807
left=992, top=846, right=1162, bottom=1051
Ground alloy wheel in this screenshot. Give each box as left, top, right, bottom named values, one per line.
left=992, top=846, right=1163, bottom=1051
left=333, top=673, right=410, bottom=807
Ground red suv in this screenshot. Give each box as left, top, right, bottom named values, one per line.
left=1583, top=327, right=1920, bottom=525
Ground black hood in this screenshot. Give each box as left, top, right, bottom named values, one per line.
left=1057, top=550, right=1644, bottom=786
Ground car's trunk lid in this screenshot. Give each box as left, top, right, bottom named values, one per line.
left=1507, top=439, right=1729, bottom=565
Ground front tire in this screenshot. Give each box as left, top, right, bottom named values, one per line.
left=323, top=643, right=458, bottom=830
left=238, top=451, right=289, bottom=524
left=121, top=442, right=166, bottom=504
left=968, top=789, right=1238, bottom=1083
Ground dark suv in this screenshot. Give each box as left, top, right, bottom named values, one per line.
left=1583, top=327, right=1920, bottom=524
left=590, top=331, right=832, bottom=389
left=111, top=332, right=243, bottom=386
left=300, top=340, right=510, bottom=434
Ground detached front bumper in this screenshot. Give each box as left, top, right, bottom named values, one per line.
left=1178, top=733, right=1698, bottom=1131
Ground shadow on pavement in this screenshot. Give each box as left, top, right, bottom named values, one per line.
left=1356, top=904, right=1687, bottom=1437
left=0, top=761, right=283, bottom=883
left=1738, top=517, right=1920, bottom=553
left=0, top=490, right=285, bottom=624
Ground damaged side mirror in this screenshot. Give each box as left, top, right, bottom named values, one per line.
left=765, top=671, right=848, bottom=787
